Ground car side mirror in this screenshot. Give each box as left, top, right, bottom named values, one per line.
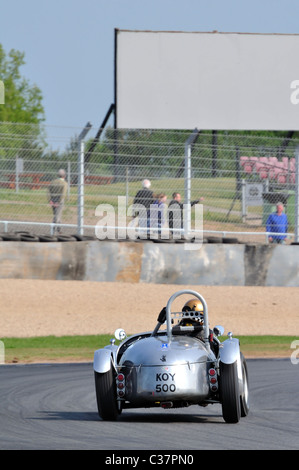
left=213, top=325, right=224, bottom=337
left=114, top=328, right=127, bottom=341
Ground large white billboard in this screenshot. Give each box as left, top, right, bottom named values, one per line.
left=115, top=30, right=299, bottom=130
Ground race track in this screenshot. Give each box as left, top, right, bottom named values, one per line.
left=0, top=359, right=298, bottom=450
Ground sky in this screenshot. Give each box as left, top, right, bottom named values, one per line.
left=2, top=0, right=299, bottom=148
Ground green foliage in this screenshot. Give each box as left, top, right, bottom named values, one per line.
left=0, top=44, right=44, bottom=124
left=0, top=44, right=45, bottom=161
left=1, top=334, right=296, bottom=363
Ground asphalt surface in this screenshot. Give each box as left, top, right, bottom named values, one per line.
left=0, top=359, right=298, bottom=451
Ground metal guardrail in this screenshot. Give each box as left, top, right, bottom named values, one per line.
left=0, top=219, right=293, bottom=244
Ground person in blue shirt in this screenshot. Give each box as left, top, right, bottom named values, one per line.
left=266, top=202, right=288, bottom=244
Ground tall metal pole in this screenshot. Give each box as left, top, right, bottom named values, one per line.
left=295, top=146, right=299, bottom=243
left=184, top=128, right=200, bottom=237
left=77, top=140, right=85, bottom=235
left=184, top=142, right=192, bottom=236
left=77, top=122, right=92, bottom=235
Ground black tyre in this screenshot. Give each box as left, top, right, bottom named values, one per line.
left=207, top=236, right=223, bottom=243
left=240, top=353, right=250, bottom=417
left=20, top=234, right=40, bottom=242
left=0, top=232, right=21, bottom=241
left=57, top=235, right=77, bottom=242
left=222, top=237, right=239, bottom=244
left=14, top=231, right=31, bottom=236
left=220, top=360, right=241, bottom=423
left=94, top=366, right=119, bottom=421
left=71, top=234, right=97, bottom=241
left=39, top=235, right=58, bottom=242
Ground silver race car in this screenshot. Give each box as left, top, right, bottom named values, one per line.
left=93, top=289, right=249, bottom=423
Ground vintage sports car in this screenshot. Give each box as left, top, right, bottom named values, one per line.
left=93, top=289, right=249, bottom=423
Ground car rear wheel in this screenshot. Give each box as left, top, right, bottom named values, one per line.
left=94, top=365, right=120, bottom=421
left=220, top=360, right=241, bottom=423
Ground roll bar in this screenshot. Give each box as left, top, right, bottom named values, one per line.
left=165, top=289, right=210, bottom=349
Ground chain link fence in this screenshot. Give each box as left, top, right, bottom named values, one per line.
left=0, top=121, right=298, bottom=243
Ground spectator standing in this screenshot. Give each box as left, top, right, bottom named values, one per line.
left=133, top=179, right=154, bottom=234
left=48, top=169, right=68, bottom=233
left=167, top=192, right=203, bottom=237
left=266, top=202, right=288, bottom=244
left=150, top=193, right=167, bottom=235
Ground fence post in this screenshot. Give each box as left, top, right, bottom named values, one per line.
left=126, top=167, right=129, bottom=207
left=241, top=179, right=247, bottom=223
left=184, top=128, right=200, bottom=237
left=67, top=161, right=71, bottom=199
left=77, top=140, right=85, bottom=235
left=295, top=146, right=299, bottom=243
left=77, top=122, right=92, bottom=235
left=15, top=157, right=23, bottom=193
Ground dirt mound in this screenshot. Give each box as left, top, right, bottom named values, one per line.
left=0, top=279, right=298, bottom=338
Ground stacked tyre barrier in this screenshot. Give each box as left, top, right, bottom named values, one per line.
left=0, top=232, right=241, bottom=245
left=0, top=231, right=97, bottom=243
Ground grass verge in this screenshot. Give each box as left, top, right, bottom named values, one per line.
left=1, top=335, right=297, bottom=364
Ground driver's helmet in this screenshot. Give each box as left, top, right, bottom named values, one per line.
left=181, top=299, right=204, bottom=326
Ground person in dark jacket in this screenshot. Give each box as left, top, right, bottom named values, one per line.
left=133, top=179, right=154, bottom=234
left=167, top=192, right=203, bottom=237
